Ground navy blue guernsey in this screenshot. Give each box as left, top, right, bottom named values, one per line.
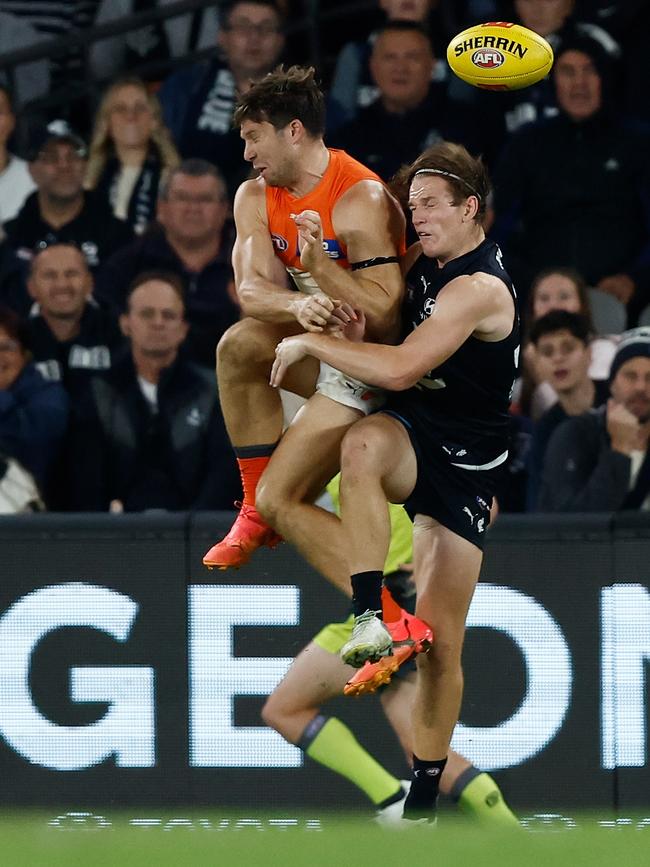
left=387, top=238, right=520, bottom=455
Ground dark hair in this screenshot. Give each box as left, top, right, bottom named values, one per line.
left=222, top=0, right=284, bottom=27
left=233, top=65, right=325, bottom=137
left=526, top=266, right=592, bottom=330
left=0, top=305, right=30, bottom=351
left=28, top=241, right=88, bottom=278
left=392, top=141, right=490, bottom=225
left=374, top=19, right=432, bottom=44
left=125, top=270, right=186, bottom=311
left=529, top=310, right=592, bottom=346
left=158, top=158, right=227, bottom=200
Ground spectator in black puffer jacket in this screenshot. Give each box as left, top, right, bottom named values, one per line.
left=65, top=271, right=239, bottom=512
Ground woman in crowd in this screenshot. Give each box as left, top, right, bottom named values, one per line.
left=85, top=76, right=180, bottom=235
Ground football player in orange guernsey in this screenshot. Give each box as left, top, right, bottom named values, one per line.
left=203, top=65, right=431, bottom=659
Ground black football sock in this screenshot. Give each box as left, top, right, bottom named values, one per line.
left=350, top=571, right=384, bottom=618
left=403, top=755, right=448, bottom=819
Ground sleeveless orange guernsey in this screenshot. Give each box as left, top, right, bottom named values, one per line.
left=265, top=149, right=402, bottom=295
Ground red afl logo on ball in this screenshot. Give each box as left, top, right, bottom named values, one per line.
left=471, top=49, right=505, bottom=68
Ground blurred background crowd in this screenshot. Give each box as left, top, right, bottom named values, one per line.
left=0, top=0, right=649, bottom=516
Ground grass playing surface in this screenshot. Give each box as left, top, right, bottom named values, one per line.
left=2, top=812, right=650, bottom=867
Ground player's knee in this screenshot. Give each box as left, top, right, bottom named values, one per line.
left=257, top=472, right=302, bottom=530
left=216, top=318, right=275, bottom=372
left=255, top=479, right=281, bottom=528
left=261, top=693, right=290, bottom=736
left=340, top=423, right=385, bottom=477
left=261, top=694, right=282, bottom=732
left=422, top=634, right=461, bottom=669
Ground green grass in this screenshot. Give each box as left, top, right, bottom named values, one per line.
left=1, top=812, right=650, bottom=867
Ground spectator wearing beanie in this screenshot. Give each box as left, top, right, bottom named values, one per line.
left=491, top=33, right=650, bottom=320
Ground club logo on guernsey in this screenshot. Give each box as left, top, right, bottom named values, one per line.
left=423, top=297, right=436, bottom=317
left=271, top=234, right=288, bottom=252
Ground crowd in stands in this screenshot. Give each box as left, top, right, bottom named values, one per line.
left=0, top=0, right=649, bottom=516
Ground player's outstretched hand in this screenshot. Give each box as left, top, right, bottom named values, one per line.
left=270, top=336, right=309, bottom=388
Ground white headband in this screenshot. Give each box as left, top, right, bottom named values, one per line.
left=413, top=168, right=482, bottom=201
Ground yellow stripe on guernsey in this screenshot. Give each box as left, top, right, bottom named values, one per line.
left=326, top=474, right=413, bottom=575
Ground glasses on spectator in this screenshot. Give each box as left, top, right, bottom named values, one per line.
left=0, top=340, right=21, bottom=353
left=225, top=19, right=281, bottom=37
left=167, top=192, right=225, bottom=205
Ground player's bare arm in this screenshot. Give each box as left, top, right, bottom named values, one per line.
left=233, top=179, right=358, bottom=331
left=271, top=272, right=514, bottom=389
left=232, top=179, right=299, bottom=322
left=295, top=180, right=405, bottom=341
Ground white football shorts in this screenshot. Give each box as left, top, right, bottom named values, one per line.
left=315, top=362, right=385, bottom=415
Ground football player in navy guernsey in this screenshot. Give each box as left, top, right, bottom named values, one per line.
left=270, top=141, right=520, bottom=827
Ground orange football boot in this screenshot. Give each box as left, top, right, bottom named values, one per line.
left=344, top=611, right=434, bottom=697
left=344, top=645, right=416, bottom=696
left=388, top=609, right=434, bottom=654
left=202, top=502, right=282, bottom=569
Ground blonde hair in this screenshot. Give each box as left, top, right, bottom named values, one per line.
left=85, top=76, right=180, bottom=190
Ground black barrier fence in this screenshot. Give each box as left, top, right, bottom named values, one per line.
left=0, top=512, right=649, bottom=811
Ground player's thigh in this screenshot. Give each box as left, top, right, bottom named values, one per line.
left=268, top=641, right=352, bottom=714
left=217, top=317, right=319, bottom=397
left=412, top=518, right=482, bottom=647
left=341, top=412, right=418, bottom=505
left=258, top=393, right=363, bottom=504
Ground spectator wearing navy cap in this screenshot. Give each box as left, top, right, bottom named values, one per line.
left=538, top=327, right=650, bottom=512
left=4, top=120, right=133, bottom=273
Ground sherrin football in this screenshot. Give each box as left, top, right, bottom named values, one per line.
left=447, top=22, right=554, bottom=91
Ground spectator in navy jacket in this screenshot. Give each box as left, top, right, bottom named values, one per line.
left=539, top=327, right=650, bottom=511
left=0, top=305, right=68, bottom=500
left=158, top=0, right=285, bottom=198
